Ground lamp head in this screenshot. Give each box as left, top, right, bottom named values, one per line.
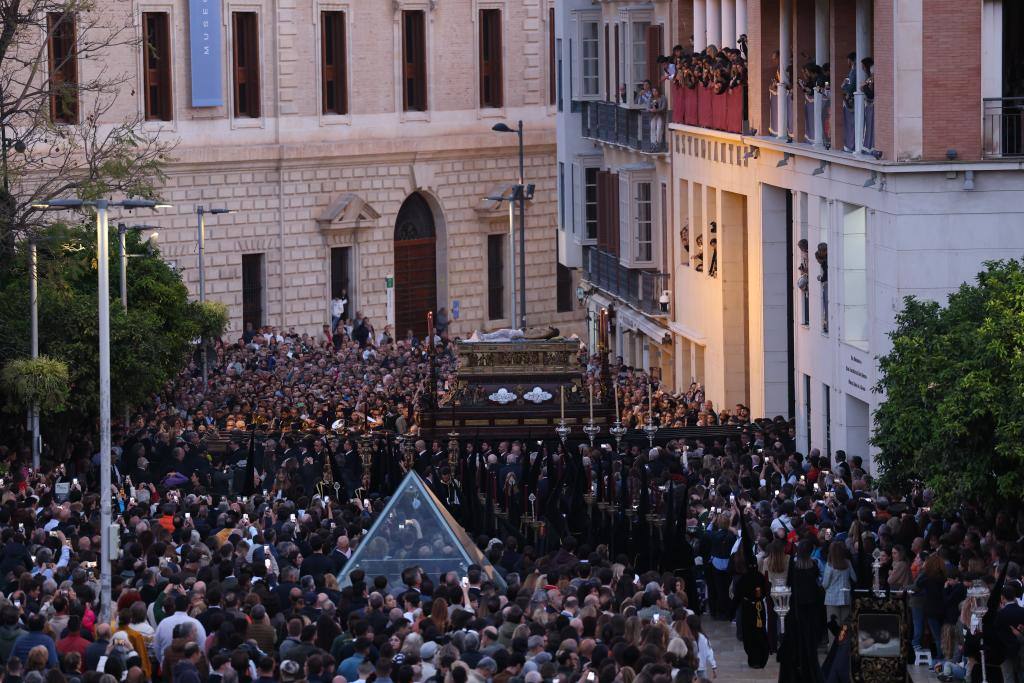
left=491, top=123, right=514, bottom=133
left=210, top=208, right=234, bottom=215
left=13, top=140, right=26, bottom=154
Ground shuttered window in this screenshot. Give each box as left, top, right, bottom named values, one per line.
left=487, top=234, right=505, bottom=320
left=557, top=263, right=573, bottom=312
left=479, top=9, right=502, bottom=108
left=143, top=12, right=173, bottom=121
left=232, top=12, right=260, bottom=118
left=646, top=24, right=663, bottom=86
left=548, top=8, right=556, bottom=106
left=402, top=10, right=427, bottom=111
left=321, top=11, right=348, bottom=115
left=47, top=13, right=78, bottom=123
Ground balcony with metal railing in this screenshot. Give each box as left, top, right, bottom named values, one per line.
left=579, top=101, right=668, bottom=154
left=984, top=97, right=1024, bottom=159
left=582, top=246, right=670, bottom=316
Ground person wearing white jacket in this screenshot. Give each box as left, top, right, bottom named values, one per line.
left=687, top=614, right=717, bottom=679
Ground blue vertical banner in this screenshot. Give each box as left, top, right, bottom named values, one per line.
left=188, top=0, right=223, bottom=107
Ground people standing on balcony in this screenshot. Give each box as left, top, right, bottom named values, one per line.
left=636, top=79, right=654, bottom=107
left=669, top=45, right=746, bottom=133
left=841, top=52, right=857, bottom=152
left=861, top=57, right=875, bottom=153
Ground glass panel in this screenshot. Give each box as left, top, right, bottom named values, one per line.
left=631, top=21, right=649, bottom=95
left=635, top=181, right=652, bottom=262
left=581, top=21, right=599, bottom=96
left=338, top=472, right=507, bottom=592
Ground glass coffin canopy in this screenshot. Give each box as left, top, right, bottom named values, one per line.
left=338, top=472, right=507, bottom=591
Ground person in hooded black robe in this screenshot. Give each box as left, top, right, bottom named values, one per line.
left=737, top=568, right=772, bottom=668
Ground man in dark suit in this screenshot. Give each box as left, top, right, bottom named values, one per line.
left=995, top=583, right=1024, bottom=683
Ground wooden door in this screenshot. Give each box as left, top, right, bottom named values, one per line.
left=394, top=193, right=437, bottom=339
left=394, top=238, right=437, bottom=338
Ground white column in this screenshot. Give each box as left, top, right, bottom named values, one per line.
left=721, top=0, right=736, bottom=48
left=777, top=0, right=791, bottom=140
left=706, top=0, right=721, bottom=50
left=854, top=0, right=871, bottom=153
left=694, top=0, right=707, bottom=51
left=735, top=0, right=748, bottom=44
left=813, top=0, right=829, bottom=147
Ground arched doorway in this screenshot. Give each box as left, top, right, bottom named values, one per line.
left=394, top=193, right=437, bottom=339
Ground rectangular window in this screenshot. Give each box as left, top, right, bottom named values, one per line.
left=321, top=11, right=348, bottom=115
left=630, top=21, right=650, bottom=95
left=330, top=247, right=351, bottom=301
left=142, top=12, right=172, bottom=121
left=613, top=24, right=620, bottom=101
left=232, top=12, right=260, bottom=118
left=558, top=162, right=565, bottom=231
left=824, top=383, right=832, bottom=457
left=803, top=374, right=812, bottom=452
left=557, top=263, right=573, bottom=312
left=548, top=8, right=556, bottom=106
left=603, top=24, right=610, bottom=100
left=479, top=9, right=503, bottom=108
left=580, top=19, right=599, bottom=97
left=402, top=10, right=427, bottom=112
left=487, top=234, right=505, bottom=320
left=556, top=38, right=563, bottom=112
left=635, top=181, right=652, bottom=262
left=584, top=167, right=599, bottom=240
left=47, top=12, right=78, bottom=124
left=242, top=253, right=265, bottom=330
left=646, top=24, right=663, bottom=86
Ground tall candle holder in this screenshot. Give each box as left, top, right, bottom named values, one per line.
left=555, top=419, right=571, bottom=444
left=967, top=579, right=991, bottom=683
left=769, top=575, right=792, bottom=635
left=642, top=419, right=659, bottom=448
left=609, top=420, right=628, bottom=452
left=583, top=420, right=601, bottom=447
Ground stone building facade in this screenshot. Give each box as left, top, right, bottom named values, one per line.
left=87, top=0, right=579, bottom=337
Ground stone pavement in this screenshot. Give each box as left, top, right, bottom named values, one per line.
left=700, top=619, right=942, bottom=682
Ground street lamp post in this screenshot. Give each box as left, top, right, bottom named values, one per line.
left=32, top=197, right=170, bottom=625
left=117, top=224, right=158, bottom=428
left=29, top=240, right=39, bottom=469
left=492, top=122, right=528, bottom=330
left=195, top=206, right=232, bottom=387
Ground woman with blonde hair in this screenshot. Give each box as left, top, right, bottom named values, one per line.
left=430, top=597, right=450, bottom=633
left=623, top=615, right=643, bottom=645
left=822, top=540, right=856, bottom=628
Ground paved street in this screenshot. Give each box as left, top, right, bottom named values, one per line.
left=701, top=620, right=942, bottom=682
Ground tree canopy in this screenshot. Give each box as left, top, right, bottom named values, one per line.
left=0, top=223, right=204, bottom=443
left=873, top=259, right=1024, bottom=514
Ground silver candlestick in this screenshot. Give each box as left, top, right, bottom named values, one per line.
left=642, top=419, right=659, bottom=448
left=583, top=420, right=601, bottom=447
left=555, top=419, right=570, bottom=445
left=609, top=420, right=628, bottom=452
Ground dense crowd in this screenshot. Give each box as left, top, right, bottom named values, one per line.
left=0, top=318, right=1020, bottom=683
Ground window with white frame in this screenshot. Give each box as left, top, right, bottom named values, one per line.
left=618, top=12, right=651, bottom=103
left=573, top=11, right=601, bottom=100
left=635, top=181, right=652, bottom=261
left=585, top=166, right=599, bottom=240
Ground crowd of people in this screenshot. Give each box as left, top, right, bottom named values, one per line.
left=0, top=317, right=1020, bottom=683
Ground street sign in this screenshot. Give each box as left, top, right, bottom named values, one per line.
left=452, top=300, right=460, bottom=320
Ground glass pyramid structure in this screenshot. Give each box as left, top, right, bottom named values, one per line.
left=338, top=471, right=507, bottom=591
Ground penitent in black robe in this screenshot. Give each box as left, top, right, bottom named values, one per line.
left=737, top=571, right=771, bottom=668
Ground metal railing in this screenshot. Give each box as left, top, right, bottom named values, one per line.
left=578, top=101, right=668, bottom=154
left=983, top=97, right=1024, bottom=158
left=583, top=246, right=670, bottom=316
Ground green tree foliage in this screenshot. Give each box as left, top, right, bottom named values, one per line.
left=0, top=223, right=201, bottom=431
left=1, top=356, right=70, bottom=413
left=873, top=259, right=1024, bottom=514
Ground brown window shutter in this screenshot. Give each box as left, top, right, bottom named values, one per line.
left=646, top=24, right=663, bottom=87
left=609, top=172, right=620, bottom=257
left=232, top=12, right=260, bottom=118
left=596, top=171, right=608, bottom=251
left=143, top=13, right=173, bottom=121
left=403, top=11, right=427, bottom=111
left=47, top=12, right=79, bottom=123
left=321, top=11, right=348, bottom=114
left=548, top=8, right=556, bottom=106
left=479, top=9, right=502, bottom=108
